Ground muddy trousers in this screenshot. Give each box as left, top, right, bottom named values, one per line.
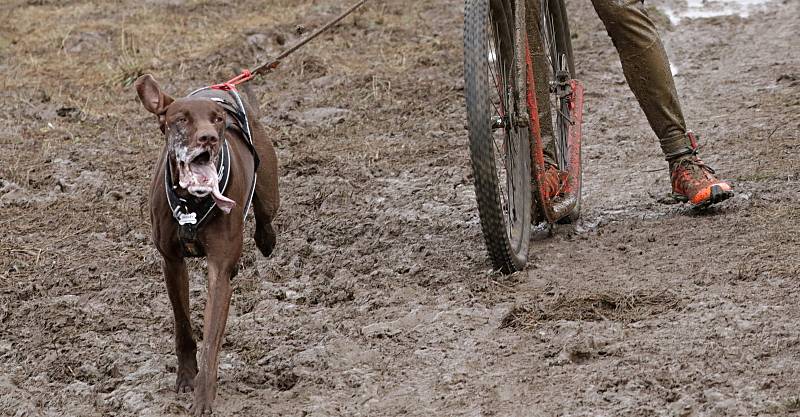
left=533, top=0, right=694, bottom=164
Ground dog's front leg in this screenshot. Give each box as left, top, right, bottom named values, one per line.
left=163, top=257, right=198, bottom=393
left=192, top=254, right=237, bottom=415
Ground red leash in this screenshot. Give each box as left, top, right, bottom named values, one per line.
left=211, top=0, right=367, bottom=90
left=210, top=70, right=253, bottom=91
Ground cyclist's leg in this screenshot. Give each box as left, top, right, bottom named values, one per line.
left=591, top=0, right=693, bottom=158
left=526, top=0, right=558, bottom=166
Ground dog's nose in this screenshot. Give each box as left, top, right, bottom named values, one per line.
left=197, top=133, right=219, bottom=145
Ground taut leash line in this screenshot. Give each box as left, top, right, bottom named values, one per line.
left=211, top=0, right=368, bottom=91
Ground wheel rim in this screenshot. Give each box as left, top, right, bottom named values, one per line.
left=487, top=0, right=528, bottom=245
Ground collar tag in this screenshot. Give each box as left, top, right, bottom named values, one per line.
left=177, top=212, right=198, bottom=226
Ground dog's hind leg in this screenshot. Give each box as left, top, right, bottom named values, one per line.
left=251, top=127, right=280, bottom=258
left=253, top=197, right=277, bottom=258
left=241, top=84, right=280, bottom=259
left=163, top=257, right=198, bottom=393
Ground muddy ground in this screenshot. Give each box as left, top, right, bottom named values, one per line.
left=1, top=0, right=798, bottom=415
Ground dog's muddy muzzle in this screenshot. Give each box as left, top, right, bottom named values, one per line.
left=174, top=146, right=236, bottom=213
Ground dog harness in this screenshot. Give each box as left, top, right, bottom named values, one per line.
left=165, top=87, right=259, bottom=257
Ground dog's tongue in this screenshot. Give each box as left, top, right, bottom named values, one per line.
left=178, top=162, right=236, bottom=214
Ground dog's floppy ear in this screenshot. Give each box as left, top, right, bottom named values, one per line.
left=134, top=74, right=174, bottom=117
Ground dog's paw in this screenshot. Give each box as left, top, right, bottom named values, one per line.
left=176, top=368, right=196, bottom=393
left=190, top=375, right=217, bottom=415
left=190, top=402, right=213, bottom=416
left=191, top=392, right=215, bottom=416
left=255, top=223, right=276, bottom=258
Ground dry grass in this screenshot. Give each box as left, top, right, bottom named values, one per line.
left=501, top=289, right=683, bottom=328
left=0, top=0, right=382, bottom=111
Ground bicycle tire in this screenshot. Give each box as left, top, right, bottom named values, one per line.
left=464, top=0, right=532, bottom=273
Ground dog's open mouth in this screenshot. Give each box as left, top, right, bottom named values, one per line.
left=176, top=148, right=236, bottom=214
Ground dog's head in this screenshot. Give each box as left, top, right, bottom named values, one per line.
left=135, top=75, right=233, bottom=208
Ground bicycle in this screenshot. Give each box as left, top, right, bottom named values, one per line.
left=464, top=0, right=585, bottom=273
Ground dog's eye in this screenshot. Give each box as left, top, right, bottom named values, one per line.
left=175, top=117, right=187, bottom=125
left=213, top=116, right=224, bottom=124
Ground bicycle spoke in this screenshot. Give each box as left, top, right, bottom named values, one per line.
left=489, top=4, right=513, bottom=221
left=488, top=20, right=505, bottom=115
left=540, top=0, right=555, bottom=77
left=500, top=0, right=519, bottom=226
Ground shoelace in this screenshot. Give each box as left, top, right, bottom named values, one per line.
left=541, top=165, right=568, bottom=199
left=673, top=156, right=716, bottom=176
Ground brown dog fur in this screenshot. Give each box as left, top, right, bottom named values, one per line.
left=135, top=74, right=278, bottom=415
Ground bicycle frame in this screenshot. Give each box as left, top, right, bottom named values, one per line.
left=523, top=34, right=584, bottom=224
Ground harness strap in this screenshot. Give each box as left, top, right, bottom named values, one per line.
left=164, top=87, right=259, bottom=257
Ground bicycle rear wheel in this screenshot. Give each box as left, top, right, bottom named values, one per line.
left=464, top=0, right=532, bottom=273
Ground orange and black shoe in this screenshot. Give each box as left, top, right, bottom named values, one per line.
left=538, top=163, right=569, bottom=201
left=668, top=133, right=733, bottom=207
left=670, top=156, right=733, bottom=206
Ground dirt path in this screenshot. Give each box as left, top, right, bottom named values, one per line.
left=1, top=0, right=798, bottom=416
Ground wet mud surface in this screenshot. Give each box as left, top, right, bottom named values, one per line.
left=1, top=0, right=799, bottom=415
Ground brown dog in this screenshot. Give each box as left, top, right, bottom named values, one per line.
left=135, top=74, right=279, bottom=415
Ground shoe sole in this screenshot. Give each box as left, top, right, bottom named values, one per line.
left=692, top=184, right=734, bottom=209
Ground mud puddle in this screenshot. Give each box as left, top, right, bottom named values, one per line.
left=661, top=0, right=775, bottom=24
